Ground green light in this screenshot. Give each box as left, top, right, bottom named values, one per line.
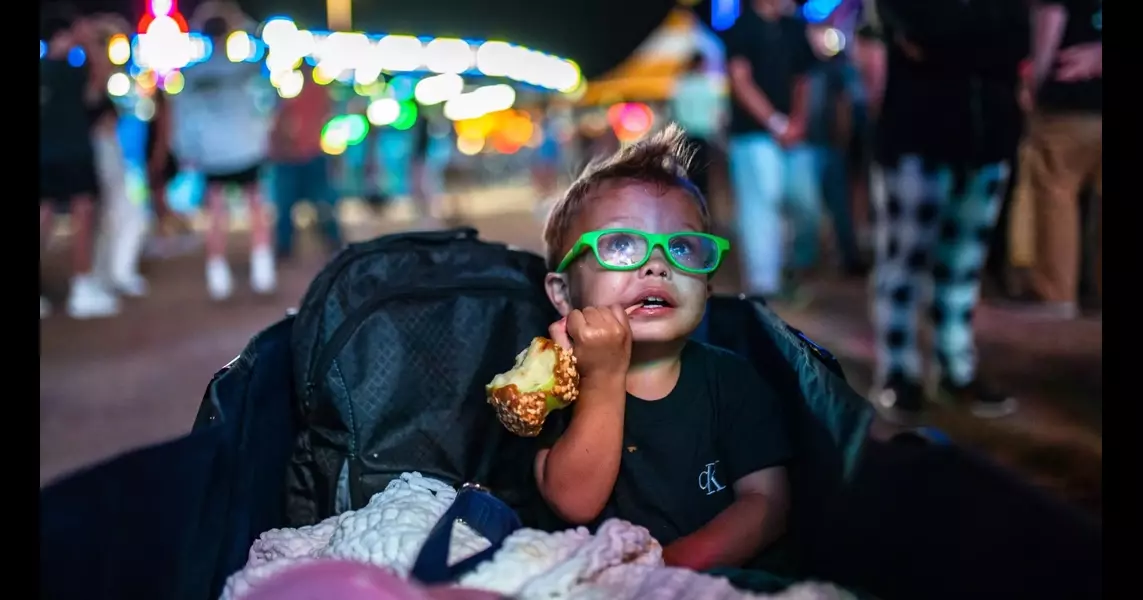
left=391, top=101, right=418, bottom=131
left=322, top=114, right=370, bottom=147
left=345, top=114, right=369, bottom=145
left=322, top=115, right=346, bottom=140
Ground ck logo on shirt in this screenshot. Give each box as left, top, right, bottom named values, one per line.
left=698, top=461, right=727, bottom=496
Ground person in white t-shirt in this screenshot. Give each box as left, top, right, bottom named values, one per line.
left=172, top=15, right=274, bottom=300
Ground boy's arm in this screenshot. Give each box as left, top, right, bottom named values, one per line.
left=534, top=306, right=633, bottom=525
left=663, top=467, right=790, bottom=570
left=534, top=377, right=626, bottom=524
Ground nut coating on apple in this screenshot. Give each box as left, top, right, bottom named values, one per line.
left=486, top=337, right=579, bottom=437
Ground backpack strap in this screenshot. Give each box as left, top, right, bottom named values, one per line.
left=410, top=485, right=522, bottom=585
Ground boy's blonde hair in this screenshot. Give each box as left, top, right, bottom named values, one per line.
left=542, top=123, right=710, bottom=271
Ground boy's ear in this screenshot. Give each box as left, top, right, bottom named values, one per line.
left=544, top=272, right=573, bottom=317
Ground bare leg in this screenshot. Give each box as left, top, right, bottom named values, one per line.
left=40, top=202, right=55, bottom=252
left=410, top=159, right=441, bottom=229
left=243, top=182, right=271, bottom=250
left=206, top=184, right=229, bottom=260
left=150, top=182, right=173, bottom=223
left=245, top=181, right=277, bottom=294
left=63, top=194, right=120, bottom=318
left=40, top=202, right=54, bottom=316
left=1092, top=162, right=1102, bottom=304
left=203, top=183, right=235, bottom=300
left=69, top=194, right=96, bottom=276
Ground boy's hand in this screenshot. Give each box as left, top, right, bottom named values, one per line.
left=549, top=305, right=632, bottom=384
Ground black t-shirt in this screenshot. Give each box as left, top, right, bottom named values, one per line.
left=1037, top=0, right=1102, bottom=114
left=723, top=12, right=817, bottom=136
left=40, top=58, right=95, bottom=163
left=540, top=341, right=792, bottom=545
left=876, top=0, right=1027, bottom=166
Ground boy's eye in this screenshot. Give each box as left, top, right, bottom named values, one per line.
left=598, top=233, right=646, bottom=266
left=668, top=237, right=695, bottom=256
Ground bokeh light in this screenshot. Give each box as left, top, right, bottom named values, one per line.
left=108, top=34, right=131, bottom=65
left=107, top=72, right=132, bottom=97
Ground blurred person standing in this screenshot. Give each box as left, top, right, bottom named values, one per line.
left=172, top=15, right=274, bottom=300
left=40, top=12, right=119, bottom=319
left=86, top=16, right=148, bottom=298
left=268, top=62, right=342, bottom=260
left=408, top=112, right=441, bottom=228
left=803, top=24, right=865, bottom=276
left=669, top=52, right=725, bottom=199
left=144, top=88, right=197, bottom=258
left=723, top=0, right=822, bottom=300
left=869, top=0, right=1028, bottom=420
left=532, top=100, right=563, bottom=202
left=1015, top=0, right=1102, bottom=318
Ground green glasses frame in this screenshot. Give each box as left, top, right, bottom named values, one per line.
left=555, top=228, right=732, bottom=275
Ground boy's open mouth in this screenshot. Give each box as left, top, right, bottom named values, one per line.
left=639, top=296, right=672, bottom=308
left=632, top=291, right=676, bottom=310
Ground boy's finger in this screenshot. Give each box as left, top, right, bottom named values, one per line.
left=565, top=310, right=589, bottom=344
left=548, top=318, right=572, bottom=350
left=611, top=304, right=635, bottom=327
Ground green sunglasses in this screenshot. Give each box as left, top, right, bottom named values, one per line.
left=556, top=228, right=731, bottom=275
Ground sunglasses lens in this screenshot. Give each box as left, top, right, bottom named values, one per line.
left=667, top=234, right=720, bottom=272
left=596, top=231, right=649, bottom=268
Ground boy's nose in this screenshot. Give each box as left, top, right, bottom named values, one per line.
left=640, top=249, right=671, bottom=279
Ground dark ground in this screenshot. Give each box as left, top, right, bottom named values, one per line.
left=40, top=202, right=1101, bottom=515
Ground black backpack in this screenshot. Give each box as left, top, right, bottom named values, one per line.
left=287, top=228, right=557, bottom=526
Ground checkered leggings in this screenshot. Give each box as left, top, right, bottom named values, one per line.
left=870, top=155, right=1010, bottom=387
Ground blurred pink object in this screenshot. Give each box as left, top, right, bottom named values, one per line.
left=243, top=560, right=502, bottom=600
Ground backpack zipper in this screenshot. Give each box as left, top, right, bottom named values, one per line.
left=302, top=279, right=543, bottom=403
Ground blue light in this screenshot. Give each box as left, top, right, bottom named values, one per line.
left=67, top=46, right=86, bottom=67
left=712, top=0, right=741, bottom=31
left=40, top=40, right=46, bottom=59
left=803, top=0, right=842, bottom=23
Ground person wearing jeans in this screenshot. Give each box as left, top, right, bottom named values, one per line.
left=268, top=62, right=341, bottom=258
left=271, top=156, right=341, bottom=257
left=724, top=0, right=822, bottom=299
left=727, top=135, right=821, bottom=294
left=805, top=52, right=865, bottom=275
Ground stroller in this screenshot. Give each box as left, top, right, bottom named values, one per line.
left=40, top=232, right=1101, bottom=600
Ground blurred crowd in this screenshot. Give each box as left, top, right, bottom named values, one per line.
left=40, top=0, right=1100, bottom=420
left=664, top=0, right=1100, bottom=420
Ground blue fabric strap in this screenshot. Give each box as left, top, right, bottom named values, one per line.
left=410, top=485, right=522, bottom=585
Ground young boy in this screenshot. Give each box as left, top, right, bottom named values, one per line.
left=536, top=124, right=792, bottom=571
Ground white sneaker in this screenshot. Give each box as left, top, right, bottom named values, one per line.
left=206, top=257, right=234, bottom=301
left=40, top=296, right=51, bottom=319
left=250, top=245, right=277, bottom=295
left=66, top=275, right=120, bottom=319
left=113, top=274, right=149, bottom=298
